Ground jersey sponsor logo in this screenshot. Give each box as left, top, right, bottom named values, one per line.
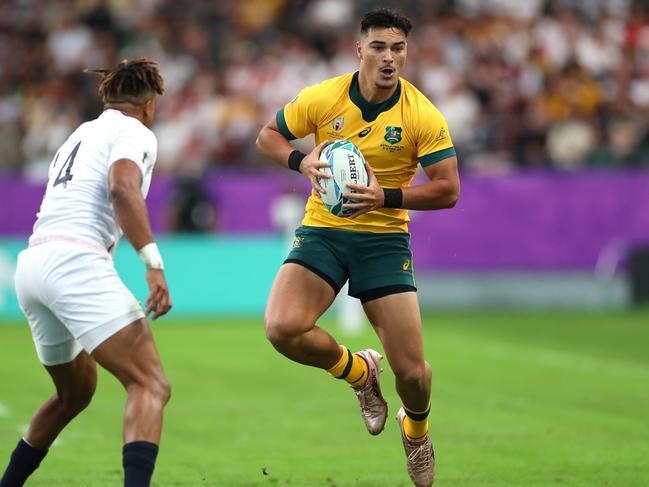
left=384, top=126, right=402, bottom=145
left=358, top=127, right=372, bottom=138
left=332, top=117, right=345, bottom=131
left=434, top=127, right=447, bottom=142
left=402, top=259, right=411, bottom=271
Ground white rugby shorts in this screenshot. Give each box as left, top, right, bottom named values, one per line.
left=14, top=239, right=145, bottom=366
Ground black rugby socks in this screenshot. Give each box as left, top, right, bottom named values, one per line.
left=0, top=438, right=48, bottom=487
left=123, top=441, right=159, bottom=487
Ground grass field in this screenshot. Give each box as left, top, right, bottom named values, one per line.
left=0, top=311, right=648, bottom=486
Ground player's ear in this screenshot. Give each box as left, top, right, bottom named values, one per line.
left=356, top=40, right=362, bottom=60
left=142, top=97, right=156, bottom=126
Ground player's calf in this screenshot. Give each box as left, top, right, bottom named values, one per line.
left=0, top=355, right=97, bottom=486
left=25, top=382, right=96, bottom=448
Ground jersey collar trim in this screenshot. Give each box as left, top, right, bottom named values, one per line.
left=349, top=71, right=401, bottom=123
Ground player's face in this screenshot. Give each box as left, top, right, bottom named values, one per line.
left=357, top=27, right=407, bottom=91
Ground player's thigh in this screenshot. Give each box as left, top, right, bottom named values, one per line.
left=47, top=249, right=146, bottom=356
left=91, top=318, right=168, bottom=392
left=266, top=226, right=348, bottom=331
left=363, top=291, right=425, bottom=373
left=14, top=247, right=83, bottom=366
left=266, top=263, right=337, bottom=333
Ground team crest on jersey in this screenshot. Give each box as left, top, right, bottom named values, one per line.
left=332, top=117, right=345, bottom=131
left=292, top=236, right=304, bottom=249
left=435, top=127, right=447, bottom=142
left=384, top=126, right=402, bottom=145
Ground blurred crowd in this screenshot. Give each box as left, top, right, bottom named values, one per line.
left=2, top=0, right=649, bottom=179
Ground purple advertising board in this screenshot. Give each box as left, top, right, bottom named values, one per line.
left=2, top=171, right=647, bottom=270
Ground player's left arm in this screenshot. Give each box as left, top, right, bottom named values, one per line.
left=342, top=155, right=459, bottom=216
left=403, top=155, right=460, bottom=210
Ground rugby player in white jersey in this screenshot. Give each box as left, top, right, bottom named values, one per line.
left=0, top=59, right=171, bottom=487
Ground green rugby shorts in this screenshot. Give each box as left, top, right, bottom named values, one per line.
left=285, top=225, right=416, bottom=303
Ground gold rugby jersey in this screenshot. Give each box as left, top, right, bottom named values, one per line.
left=277, top=71, right=455, bottom=233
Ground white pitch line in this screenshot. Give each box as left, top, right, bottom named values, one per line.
left=0, top=402, right=9, bottom=417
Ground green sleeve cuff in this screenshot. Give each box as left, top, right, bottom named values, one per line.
left=276, top=108, right=297, bottom=141
left=419, top=147, right=456, bottom=167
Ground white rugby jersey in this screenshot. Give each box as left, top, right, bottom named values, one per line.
left=30, top=109, right=157, bottom=252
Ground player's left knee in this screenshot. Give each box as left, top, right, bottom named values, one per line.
left=157, top=375, right=172, bottom=406
left=142, top=371, right=172, bottom=407
left=59, top=380, right=96, bottom=417
left=394, top=360, right=431, bottom=389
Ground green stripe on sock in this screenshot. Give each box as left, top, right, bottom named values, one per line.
left=336, top=349, right=354, bottom=379
left=349, top=369, right=367, bottom=386
left=404, top=404, right=430, bottom=422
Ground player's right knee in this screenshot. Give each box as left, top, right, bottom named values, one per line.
left=264, top=316, right=303, bottom=348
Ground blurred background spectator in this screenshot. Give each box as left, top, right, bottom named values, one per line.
left=166, top=175, right=219, bottom=233
left=2, top=0, right=649, bottom=180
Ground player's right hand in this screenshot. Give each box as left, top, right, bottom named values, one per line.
left=299, top=140, right=331, bottom=194
left=145, top=269, right=172, bottom=320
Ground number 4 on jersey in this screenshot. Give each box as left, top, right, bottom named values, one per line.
left=53, top=140, right=81, bottom=187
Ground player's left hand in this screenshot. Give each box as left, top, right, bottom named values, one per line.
left=341, top=163, right=385, bottom=218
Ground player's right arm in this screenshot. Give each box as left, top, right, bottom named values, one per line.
left=109, top=159, right=171, bottom=320
left=256, top=116, right=330, bottom=194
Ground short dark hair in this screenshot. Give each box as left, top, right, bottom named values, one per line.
left=360, top=8, right=412, bottom=37
left=86, top=58, right=164, bottom=106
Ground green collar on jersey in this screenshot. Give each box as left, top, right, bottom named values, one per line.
left=349, top=71, right=402, bottom=123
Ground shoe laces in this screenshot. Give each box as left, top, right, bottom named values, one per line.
left=355, top=378, right=378, bottom=414
left=407, top=440, right=433, bottom=472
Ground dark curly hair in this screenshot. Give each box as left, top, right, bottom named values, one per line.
left=86, top=58, right=164, bottom=105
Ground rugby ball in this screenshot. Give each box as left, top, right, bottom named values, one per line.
left=318, top=140, right=369, bottom=216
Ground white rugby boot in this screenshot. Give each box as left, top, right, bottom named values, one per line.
left=396, top=407, right=435, bottom=487
left=351, top=349, right=388, bottom=435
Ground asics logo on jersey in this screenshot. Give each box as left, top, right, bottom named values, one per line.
left=358, top=127, right=372, bottom=138
left=402, top=259, right=411, bottom=271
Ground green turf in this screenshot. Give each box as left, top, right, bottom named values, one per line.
left=1, top=311, right=648, bottom=486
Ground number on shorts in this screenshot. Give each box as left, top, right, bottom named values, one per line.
left=53, top=140, right=81, bottom=187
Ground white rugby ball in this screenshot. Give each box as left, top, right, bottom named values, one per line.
left=318, top=140, right=369, bottom=217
